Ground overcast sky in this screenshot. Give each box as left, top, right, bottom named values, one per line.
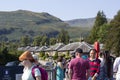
left=0, top=0, right=120, bottom=20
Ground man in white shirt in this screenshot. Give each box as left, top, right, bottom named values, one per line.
left=113, top=57, right=120, bottom=80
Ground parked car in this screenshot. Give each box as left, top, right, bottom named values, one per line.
left=5, top=61, right=21, bottom=66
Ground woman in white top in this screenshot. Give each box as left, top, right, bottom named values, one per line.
left=113, top=57, right=120, bottom=80
left=19, top=51, right=41, bottom=80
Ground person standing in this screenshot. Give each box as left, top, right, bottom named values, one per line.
left=113, top=56, right=120, bottom=80
left=68, top=48, right=90, bottom=80
left=88, top=49, right=101, bottom=80
left=98, top=52, right=108, bottom=80
left=56, top=56, right=64, bottom=80
left=19, top=51, right=41, bottom=80
left=104, top=51, right=113, bottom=80
left=65, top=54, right=75, bottom=80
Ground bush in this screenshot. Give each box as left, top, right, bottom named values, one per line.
left=53, top=51, right=58, bottom=60
left=39, top=52, right=45, bottom=57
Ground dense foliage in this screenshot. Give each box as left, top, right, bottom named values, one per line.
left=88, top=11, right=107, bottom=43
left=20, top=29, right=70, bottom=46
left=0, top=42, right=23, bottom=65
left=87, top=10, right=120, bottom=56
left=104, top=10, right=120, bottom=56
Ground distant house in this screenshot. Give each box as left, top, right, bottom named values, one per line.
left=17, top=42, right=103, bottom=57
left=17, top=46, right=31, bottom=51
left=58, top=42, right=82, bottom=52
left=24, top=46, right=31, bottom=51
left=36, top=46, right=48, bottom=52
left=77, top=42, right=93, bottom=53
left=45, top=43, right=65, bottom=56
left=17, top=46, right=26, bottom=51
left=17, top=46, right=40, bottom=54
left=27, top=46, right=40, bottom=52
left=58, top=41, right=93, bottom=55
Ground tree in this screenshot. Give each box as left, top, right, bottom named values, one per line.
left=50, top=38, right=56, bottom=45
left=39, top=51, right=45, bottom=57
left=41, top=35, right=49, bottom=46
left=88, top=11, right=107, bottom=43
left=98, top=24, right=110, bottom=43
left=104, top=10, right=120, bottom=56
left=65, top=31, right=70, bottom=44
left=53, top=51, right=58, bottom=60
left=0, top=45, right=18, bottom=65
left=21, top=35, right=30, bottom=46
left=57, top=29, right=70, bottom=44
left=33, top=36, right=42, bottom=46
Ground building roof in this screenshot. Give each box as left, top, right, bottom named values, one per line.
left=17, top=46, right=26, bottom=51
left=45, top=43, right=65, bottom=51
left=58, top=42, right=82, bottom=51
left=36, top=46, right=48, bottom=52
left=58, top=41, right=93, bottom=52
left=18, top=46, right=40, bottom=52
left=27, top=46, right=39, bottom=52
left=77, top=42, right=93, bottom=52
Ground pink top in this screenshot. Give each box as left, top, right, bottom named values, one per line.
left=69, top=58, right=90, bottom=80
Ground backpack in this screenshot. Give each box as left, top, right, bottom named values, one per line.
left=32, top=66, right=48, bottom=80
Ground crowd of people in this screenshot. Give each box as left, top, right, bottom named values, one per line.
left=19, top=47, right=119, bottom=80
left=55, top=48, right=115, bottom=80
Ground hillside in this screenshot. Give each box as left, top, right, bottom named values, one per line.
left=65, top=18, right=111, bottom=28
left=0, top=10, right=71, bottom=41
left=65, top=18, right=95, bottom=28
left=0, top=10, right=93, bottom=42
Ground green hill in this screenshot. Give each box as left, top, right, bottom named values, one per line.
left=0, top=10, right=92, bottom=42
left=0, top=10, right=71, bottom=41
left=65, top=18, right=95, bottom=28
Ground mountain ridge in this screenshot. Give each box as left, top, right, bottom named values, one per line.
left=65, top=18, right=95, bottom=28
left=65, top=17, right=112, bottom=28
left=0, top=10, right=96, bottom=42
left=0, top=10, right=70, bottom=41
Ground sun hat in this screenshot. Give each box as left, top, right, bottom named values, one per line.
left=19, top=51, right=34, bottom=61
